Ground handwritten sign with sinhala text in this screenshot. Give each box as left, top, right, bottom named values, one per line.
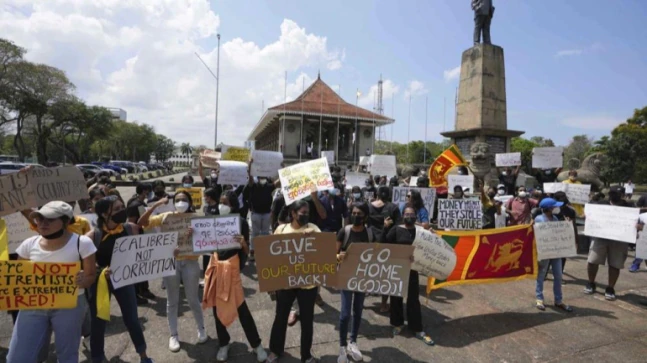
left=0, top=261, right=80, bottom=310
left=191, top=215, right=241, bottom=253
left=411, top=227, right=457, bottom=280
left=534, top=220, right=577, bottom=260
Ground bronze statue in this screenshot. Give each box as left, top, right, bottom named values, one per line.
left=472, top=0, right=494, bottom=45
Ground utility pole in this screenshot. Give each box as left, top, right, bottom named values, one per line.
left=195, top=34, right=221, bottom=150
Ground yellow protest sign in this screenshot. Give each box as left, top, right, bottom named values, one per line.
left=278, top=158, right=334, bottom=205
left=0, top=260, right=80, bottom=310
left=176, top=187, right=203, bottom=209
left=221, top=145, right=250, bottom=162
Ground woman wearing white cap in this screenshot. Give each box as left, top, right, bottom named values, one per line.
left=7, top=201, right=97, bottom=363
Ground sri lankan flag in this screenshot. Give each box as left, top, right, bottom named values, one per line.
left=427, top=225, right=537, bottom=294
left=428, top=144, right=467, bottom=187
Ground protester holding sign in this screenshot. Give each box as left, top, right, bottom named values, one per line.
left=137, top=191, right=207, bottom=352
left=383, top=205, right=434, bottom=346
left=247, top=159, right=275, bottom=262
left=199, top=160, right=223, bottom=203
left=506, top=186, right=537, bottom=226
left=7, top=202, right=97, bottom=363
left=266, top=200, right=322, bottom=363
left=200, top=190, right=267, bottom=362
left=405, top=190, right=430, bottom=229
left=533, top=198, right=573, bottom=312
left=562, top=170, right=586, bottom=218
left=89, top=196, right=153, bottom=363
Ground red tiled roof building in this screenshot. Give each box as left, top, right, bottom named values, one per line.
left=247, top=75, right=394, bottom=163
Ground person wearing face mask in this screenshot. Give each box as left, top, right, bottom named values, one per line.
left=7, top=202, right=97, bottom=363
left=246, top=159, right=276, bottom=262
left=450, top=185, right=465, bottom=200
left=201, top=191, right=268, bottom=362
left=533, top=167, right=562, bottom=186
left=533, top=198, right=574, bottom=312
left=480, top=182, right=498, bottom=229
left=584, top=186, right=644, bottom=301
left=198, top=160, right=223, bottom=203
left=125, top=199, right=156, bottom=304
left=335, top=202, right=376, bottom=363
left=404, top=190, right=430, bottom=229
left=181, top=174, right=194, bottom=188
left=318, top=184, right=350, bottom=233
left=362, top=178, right=377, bottom=201
left=498, top=165, right=520, bottom=195
left=129, top=182, right=152, bottom=207
left=562, top=170, right=585, bottom=218
left=84, top=187, right=106, bottom=213
left=148, top=180, right=169, bottom=203
left=88, top=196, right=154, bottom=363
left=349, top=186, right=364, bottom=205
left=266, top=200, right=321, bottom=363
left=505, top=186, right=537, bottom=226
left=383, top=205, right=434, bottom=346
left=137, top=192, right=207, bottom=352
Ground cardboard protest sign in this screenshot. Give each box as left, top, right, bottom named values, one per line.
left=584, top=204, right=640, bottom=243
left=336, top=243, right=414, bottom=298
left=176, top=187, right=203, bottom=209
left=0, top=261, right=80, bottom=310
left=250, top=150, right=283, bottom=178
left=278, top=158, right=334, bottom=205
left=160, top=213, right=194, bottom=256
left=533, top=220, right=577, bottom=260
left=191, top=215, right=241, bottom=253
left=438, top=199, right=483, bottom=230
left=217, top=160, right=249, bottom=186
left=564, top=183, right=591, bottom=204
left=495, top=152, right=521, bottom=167
left=30, top=167, right=88, bottom=206
left=411, top=227, right=457, bottom=280
left=200, top=149, right=221, bottom=169
left=254, top=232, right=337, bottom=292
left=221, top=145, right=251, bottom=162
left=448, top=174, right=474, bottom=194
left=344, top=172, right=367, bottom=189
left=321, top=151, right=335, bottom=165
left=0, top=173, right=36, bottom=218
left=543, top=183, right=567, bottom=194
left=532, top=147, right=563, bottom=169
left=3, top=212, right=36, bottom=254
left=110, top=232, right=178, bottom=289
left=368, top=155, right=396, bottom=178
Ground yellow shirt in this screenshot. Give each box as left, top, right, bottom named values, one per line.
left=147, top=212, right=198, bottom=261
left=562, top=179, right=584, bottom=217
left=274, top=222, right=321, bottom=289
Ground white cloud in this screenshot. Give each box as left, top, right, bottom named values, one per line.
left=0, top=1, right=344, bottom=147
left=403, top=80, right=428, bottom=99
left=443, top=66, right=460, bottom=82
left=555, top=43, right=604, bottom=58
left=561, top=116, right=623, bottom=130
left=555, top=49, right=583, bottom=58
left=357, top=79, right=399, bottom=110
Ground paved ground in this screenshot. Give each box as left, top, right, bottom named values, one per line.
left=2, top=174, right=647, bottom=362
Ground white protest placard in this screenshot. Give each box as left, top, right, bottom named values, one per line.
left=543, top=183, right=567, bottom=194
left=564, top=183, right=591, bottom=204
left=368, top=155, right=396, bottom=178
left=79, top=213, right=98, bottom=229
left=584, top=203, right=640, bottom=243
left=409, top=176, right=419, bottom=186
left=532, top=147, right=563, bottom=169
left=437, top=199, right=483, bottom=230
left=3, top=212, right=37, bottom=254
left=534, top=220, right=577, bottom=260
left=448, top=174, right=474, bottom=194
left=495, top=152, right=521, bottom=167
left=110, top=232, right=178, bottom=289
left=217, top=160, right=249, bottom=185
left=345, top=172, right=367, bottom=189
left=411, top=227, right=457, bottom=280
left=191, top=215, right=241, bottom=253
left=391, top=187, right=437, bottom=220
left=250, top=150, right=283, bottom=178
left=321, top=151, right=335, bottom=165
left=359, top=156, right=370, bottom=166
left=278, top=158, right=334, bottom=205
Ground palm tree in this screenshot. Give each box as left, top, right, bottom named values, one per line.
left=180, top=143, right=193, bottom=159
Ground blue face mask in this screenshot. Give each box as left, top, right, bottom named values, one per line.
left=183, top=183, right=192, bottom=188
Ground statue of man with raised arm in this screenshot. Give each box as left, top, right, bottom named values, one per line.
left=472, top=0, right=495, bottom=45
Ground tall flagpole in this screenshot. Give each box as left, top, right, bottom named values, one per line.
left=336, top=85, right=340, bottom=165
left=300, top=76, right=304, bottom=162
left=319, top=73, right=323, bottom=157
left=443, top=96, right=446, bottom=132
left=406, top=94, right=411, bottom=162
left=372, top=90, right=375, bottom=154
left=282, top=71, right=286, bottom=153
left=390, top=93, right=394, bottom=152
left=215, top=34, right=220, bottom=149
left=424, top=95, right=428, bottom=163
left=355, top=88, right=360, bottom=163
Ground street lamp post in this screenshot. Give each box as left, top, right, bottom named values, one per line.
left=195, top=33, right=221, bottom=149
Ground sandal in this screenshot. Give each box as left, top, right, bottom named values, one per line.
left=554, top=303, right=573, bottom=313
left=536, top=300, right=545, bottom=311
left=392, top=326, right=404, bottom=337
left=415, top=332, right=435, bottom=346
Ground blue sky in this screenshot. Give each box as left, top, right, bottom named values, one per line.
left=211, top=0, right=647, bottom=146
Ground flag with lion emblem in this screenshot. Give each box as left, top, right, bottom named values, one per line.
left=427, top=224, right=537, bottom=293
left=428, top=144, right=466, bottom=187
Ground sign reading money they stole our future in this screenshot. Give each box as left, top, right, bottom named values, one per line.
left=438, top=199, right=483, bottom=230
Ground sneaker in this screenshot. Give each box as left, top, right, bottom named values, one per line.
left=216, top=344, right=229, bottom=361
left=168, top=336, right=180, bottom=352
left=584, top=282, right=596, bottom=295
left=337, top=347, right=349, bottom=363
left=82, top=335, right=91, bottom=352
left=288, top=310, right=299, bottom=326
left=136, top=295, right=149, bottom=305
left=199, top=279, right=205, bottom=287
left=197, top=329, right=208, bottom=344
left=140, top=290, right=156, bottom=300
left=347, top=342, right=363, bottom=361
left=629, top=263, right=640, bottom=273
left=605, top=287, right=616, bottom=301
left=254, top=344, right=268, bottom=362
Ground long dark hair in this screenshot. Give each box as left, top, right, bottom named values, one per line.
left=409, top=190, right=424, bottom=211
left=174, top=191, right=195, bottom=213
left=350, top=202, right=369, bottom=225
left=221, top=190, right=240, bottom=213
left=94, top=196, right=121, bottom=230
left=288, top=200, right=309, bottom=223
left=377, top=186, right=390, bottom=202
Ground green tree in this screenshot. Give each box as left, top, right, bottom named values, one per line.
left=563, top=134, right=593, bottom=169
left=605, top=107, right=647, bottom=183
left=155, top=135, right=176, bottom=162
left=511, top=137, right=540, bottom=174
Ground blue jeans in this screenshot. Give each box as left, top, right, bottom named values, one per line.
left=7, top=295, right=87, bottom=363
left=339, top=290, right=365, bottom=347
left=536, top=259, right=563, bottom=304
left=89, top=279, right=147, bottom=363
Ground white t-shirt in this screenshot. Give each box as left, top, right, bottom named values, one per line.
left=626, top=183, right=635, bottom=194
left=16, top=233, right=97, bottom=295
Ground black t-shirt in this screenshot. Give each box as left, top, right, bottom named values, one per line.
left=203, top=176, right=223, bottom=201
left=249, top=183, right=274, bottom=214
left=96, top=229, right=129, bottom=267
left=367, top=202, right=401, bottom=231
left=534, top=170, right=558, bottom=185
left=384, top=225, right=416, bottom=246
left=336, top=227, right=369, bottom=252
left=361, top=186, right=377, bottom=200
left=204, top=204, right=219, bottom=216
left=499, top=173, right=517, bottom=195
left=217, top=218, right=250, bottom=261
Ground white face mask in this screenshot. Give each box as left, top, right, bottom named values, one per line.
left=259, top=179, right=267, bottom=185
left=219, top=205, right=231, bottom=215
left=210, top=172, right=217, bottom=179
left=497, top=189, right=505, bottom=195
left=552, top=207, right=561, bottom=214
left=518, top=191, right=527, bottom=198
left=501, top=171, right=508, bottom=176
left=175, top=201, right=189, bottom=213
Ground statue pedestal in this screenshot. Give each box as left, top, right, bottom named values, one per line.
left=441, top=44, right=523, bottom=160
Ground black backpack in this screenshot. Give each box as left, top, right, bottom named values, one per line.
left=342, top=225, right=375, bottom=251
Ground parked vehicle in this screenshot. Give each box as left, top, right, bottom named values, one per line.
left=0, top=162, right=45, bottom=174
left=76, top=164, right=118, bottom=177
left=110, top=160, right=135, bottom=173
left=137, top=161, right=148, bottom=172
left=91, top=162, right=123, bottom=175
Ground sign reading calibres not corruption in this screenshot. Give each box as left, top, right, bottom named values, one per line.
left=254, top=232, right=337, bottom=292
left=278, top=158, right=334, bottom=205
left=0, top=260, right=80, bottom=310
left=438, top=199, right=483, bottom=230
